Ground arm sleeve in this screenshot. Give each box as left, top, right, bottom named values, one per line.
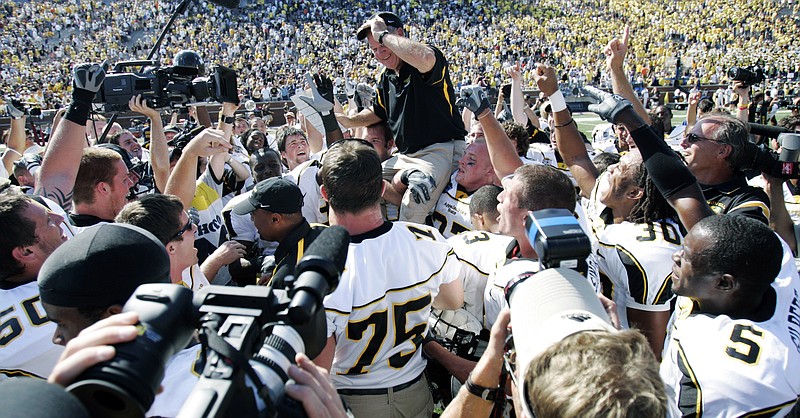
left=629, top=125, right=698, bottom=198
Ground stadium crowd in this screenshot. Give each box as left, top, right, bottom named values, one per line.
left=3, top=1, right=800, bottom=418
left=2, top=0, right=800, bottom=110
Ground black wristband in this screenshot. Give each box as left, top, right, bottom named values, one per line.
left=465, top=374, right=500, bottom=401
left=221, top=115, right=235, bottom=125
left=71, top=87, right=97, bottom=106
left=629, top=125, right=697, bottom=198
left=378, top=31, right=388, bottom=45
left=400, top=169, right=419, bottom=186
left=64, top=102, right=91, bottom=126
left=321, top=113, right=339, bottom=134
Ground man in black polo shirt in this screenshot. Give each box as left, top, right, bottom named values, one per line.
left=233, top=177, right=326, bottom=287
left=680, top=114, right=770, bottom=224
left=338, top=11, right=466, bottom=224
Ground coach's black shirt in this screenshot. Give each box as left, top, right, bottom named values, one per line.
left=268, top=220, right=327, bottom=290
left=702, top=175, right=770, bottom=225
left=373, top=45, right=466, bottom=154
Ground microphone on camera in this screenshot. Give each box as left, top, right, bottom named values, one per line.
left=288, top=226, right=350, bottom=324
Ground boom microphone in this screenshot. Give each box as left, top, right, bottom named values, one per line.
left=288, top=226, right=349, bottom=324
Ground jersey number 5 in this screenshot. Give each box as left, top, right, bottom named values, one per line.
left=725, top=324, right=763, bottom=365
left=343, top=294, right=432, bottom=375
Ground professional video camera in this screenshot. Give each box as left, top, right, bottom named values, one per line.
left=95, top=50, right=238, bottom=112
left=740, top=123, right=800, bottom=179
left=728, top=66, right=765, bottom=87
left=65, top=226, right=350, bottom=418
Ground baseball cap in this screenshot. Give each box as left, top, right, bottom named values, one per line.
left=233, top=177, right=304, bottom=215
left=505, top=266, right=615, bottom=378
left=163, top=125, right=180, bottom=134
left=356, top=11, right=404, bottom=41
left=39, top=223, right=170, bottom=308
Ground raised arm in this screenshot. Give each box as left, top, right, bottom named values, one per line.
left=606, top=27, right=651, bottom=124
left=587, top=88, right=714, bottom=231
left=164, top=128, right=231, bottom=210
left=35, top=63, right=106, bottom=211
left=535, top=64, right=599, bottom=198
left=2, top=102, right=27, bottom=175
left=364, top=17, right=435, bottom=73
left=129, top=95, right=169, bottom=192
left=507, top=63, right=527, bottom=125
left=457, top=85, right=521, bottom=179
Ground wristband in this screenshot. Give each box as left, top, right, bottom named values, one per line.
left=554, top=118, right=574, bottom=128
left=465, top=373, right=500, bottom=401
left=64, top=101, right=91, bottom=126
left=377, top=31, right=389, bottom=45
left=221, top=115, right=235, bottom=125
left=738, top=104, right=750, bottom=110
left=400, top=169, right=419, bottom=186
left=548, top=90, right=567, bottom=113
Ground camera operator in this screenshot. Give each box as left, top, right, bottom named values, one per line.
left=441, top=266, right=666, bottom=418
left=44, top=312, right=348, bottom=418
left=37, top=223, right=199, bottom=417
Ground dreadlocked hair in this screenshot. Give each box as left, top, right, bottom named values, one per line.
left=627, top=161, right=678, bottom=224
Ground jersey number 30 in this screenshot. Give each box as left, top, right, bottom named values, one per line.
left=343, top=294, right=432, bottom=375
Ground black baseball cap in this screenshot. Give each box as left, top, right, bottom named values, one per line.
left=39, top=223, right=170, bottom=308
left=356, top=11, right=403, bottom=40
left=233, top=177, right=304, bottom=215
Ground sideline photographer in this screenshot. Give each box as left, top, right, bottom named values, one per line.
left=43, top=312, right=347, bottom=418
left=441, top=266, right=665, bottom=418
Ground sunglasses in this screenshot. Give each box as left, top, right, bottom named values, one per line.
left=685, top=133, right=721, bottom=144
left=170, top=213, right=194, bottom=241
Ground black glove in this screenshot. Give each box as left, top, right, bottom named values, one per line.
left=456, top=85, right=490, bottom=117
left=298, top=72, right=334, bottom=115
left=71, top=61, right=107, bottom=105
left=584, top=86, right=633, bottom=124
left=401, top=169, right=437, bottom=204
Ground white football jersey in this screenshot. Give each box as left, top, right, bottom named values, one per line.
left=430, top=171, right=474, bottom=238
left=484, top=258, right=540, bottom=329
left=179, top=264, right=210, bottom=292
left=661, top=239, right=800, bottom=417
left=148, top=345, right=202, bottom=417
left=325, top=222, right=463, bottom=389
left=0, top=282, right=63, bottom=380
left=597, top=219, right=680, bottom=328
left=446, top=231, right=516, bottom=321
left=284, top=160, right=328, bottom=225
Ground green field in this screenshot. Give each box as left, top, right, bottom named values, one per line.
left=574, top=109, right=793, bottom=140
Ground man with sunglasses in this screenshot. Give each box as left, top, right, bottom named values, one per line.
left=115, top=194, right=219, bottom=292
left=680, top=115, right=770, bottom=224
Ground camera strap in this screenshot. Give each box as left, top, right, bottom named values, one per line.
left=201, top=325, right=272, bottom=405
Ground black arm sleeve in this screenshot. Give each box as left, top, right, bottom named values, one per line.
left=629, top=125, right=697, bottom=198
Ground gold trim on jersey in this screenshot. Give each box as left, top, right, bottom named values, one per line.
left=0, top=369, right=41, bottom=378
left=675, top=339, right=703, bottom=417
left=730, top=201, right=770, bottom=220
left=598, top=241, right=648, bottom=305
left=740, top=398, right=798, bottom=417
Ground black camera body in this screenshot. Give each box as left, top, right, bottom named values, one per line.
left=728, top=66, right=765, bottom=87
left=742, top=124, right=800, bottom=179
left=95, top=60, right=238, bottom=112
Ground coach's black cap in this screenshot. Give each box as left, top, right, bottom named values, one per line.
left=233, top=177, right=304, bottom=215
left=356, top=11, right=403, bottom=40
left=39, top=223, right=170, bottom=308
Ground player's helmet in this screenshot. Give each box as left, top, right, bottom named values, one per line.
left=173, top=50, right=205, bottom=78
